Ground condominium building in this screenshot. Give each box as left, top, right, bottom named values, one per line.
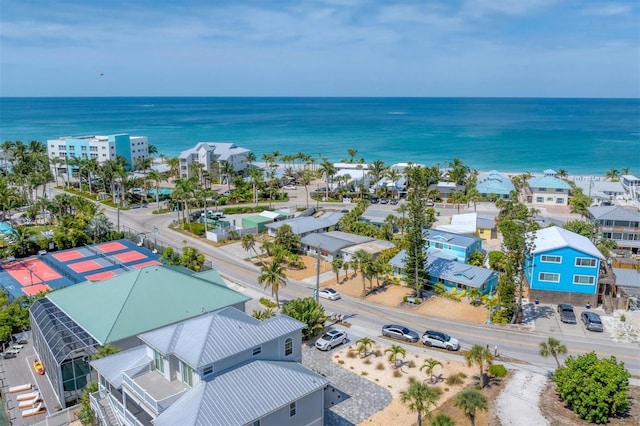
left=588, top=205, right=640, bottom=254
left=47, top=134, right=149, bottom=174
left=178, top=142, right=250, bottom=181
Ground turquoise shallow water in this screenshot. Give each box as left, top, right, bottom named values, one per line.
left=1, top=97, right=638, bottom=175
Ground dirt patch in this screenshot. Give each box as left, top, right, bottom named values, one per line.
left=251, top=255, right=333, bottom=281
left=431, top=378, right=507, bottom=426
left=415, top=297, right=490, bottom=325
left=538, top=382, right=640, bottom=425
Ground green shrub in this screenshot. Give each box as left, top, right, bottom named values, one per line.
left=259, top=297, right=277, bottom=309
left=553, top=352, right=631, bottom=423
left=489, top=364, right=508, bottom=378
left=189, top=223, right=206, bottom=236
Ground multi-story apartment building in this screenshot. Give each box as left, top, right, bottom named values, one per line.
left=178, top=142, right=250, bottom=181
left=588, top=206, right=640, bottom=254
left=47, top=134, right=149, bottom=175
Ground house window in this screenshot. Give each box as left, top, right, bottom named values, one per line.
left=203, top=365, right=213, bottom=376
left=555, top=188, right=564, bottom=192
left=252, top=421, right=260, bottom=426
left=434, top=242, right=444, bottom=249
left=573, top=275, right=595, bottom=285
left=289, top=402, right=296, bottom=417
left=538, top=272, right=560, bottom=283
left=252, top=347, right=262, bottom=356
left=153, top=350, right=164, bottom=373
left=285, top=338, right=293, bottom=356
left=539, top=188, right=547, bottom=192
left=556, top=198, right=564, bottom=204
left=58, top=145, right=66, bottom=150
left=50, top=144, right=54, bottom=148
left=81, top=146, right=87, bottom=151
left=69, top=145, right=75, bottom=151
left=575, top=258, right=596, bottom=267
left=536, top=197, right=544, bottom=203
left=181, top=360, right=193, bottom=386
left=540, top=255, right=561, bottom=263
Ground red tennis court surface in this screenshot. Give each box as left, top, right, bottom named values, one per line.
left=86, top=271, right=118, bottom=281
left=68, top=260, right=103, bottom=273
left=113, top=251, right=147, bottom=263
left=52, top=250, right=84, bottom=262
left=5, top=259, right=61, bottom=285
left=22, top=284, right=51, bottom=296
left=132, top=260, right=162, bottom=269
left=97, top=241, right=128, bottom=253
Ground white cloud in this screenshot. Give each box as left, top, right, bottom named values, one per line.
left=581, top=4, right=633, bottom=17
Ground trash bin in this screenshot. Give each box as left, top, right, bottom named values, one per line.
left=585, top=303, right=591, bottom=309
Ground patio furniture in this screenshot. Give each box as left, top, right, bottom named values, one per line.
left=22, top=402, right=46, bottom=418
left=9, top=384, right=32, bottom=394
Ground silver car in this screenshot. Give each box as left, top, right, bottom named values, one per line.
left=315, top=330, right=348, bottom=351
left=318, top=288, right=341, bottom=300
left=581, top=311, right=603, bottom=332
left=421, top=330, right=460, bottom=351
left=382, top=324, right=420, bottom=342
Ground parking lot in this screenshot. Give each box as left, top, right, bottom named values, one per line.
left=525, top=302, right=615, bottom=341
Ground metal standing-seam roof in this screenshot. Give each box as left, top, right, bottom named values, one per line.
left=527, top=175, right=571, bottom=190
left=90, top=346, right=149, bottom=388
left=300, top=233, right=357, bottom=253
left=527, top=227, right=604, bottom=260
left=424, top=229, right=482, bottom=249
left=46, top=266, right=249, bottom=344
left=476, top=170, right=515, bottom=196
left=426, top=257, right=497, bottom=288
left=324, top=231, right=375, bottom=244
left=588, top=206, right=640, bottom=222
left=138, top=307, right=305, bottom=369
left=265, top=212, right=344, bottom=235
left=154, top=360, right=329, bottom=426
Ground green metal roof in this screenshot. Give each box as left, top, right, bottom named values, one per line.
left=46, top=266, right=249, bottom=344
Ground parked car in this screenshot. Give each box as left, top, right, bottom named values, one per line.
left=390, top=198, right=399, bottom=205
left=370, top=197, right=379, bottom=204
left=380, top=197, right=389, bottom=204
left=426, top=199, right=435, bottom=206
left=315, top=330, right=348, bottom=351
left=2, top=352, right=17, bottom=359
left=421, top=330, right=460, bottom=351
left=557, top=304, right=577, bottom=324
left=382, top=324, right=420, bottom=342
left=283, top=185, right=296, bottom=190
left=318, top=288, right=341, bottom=300
left=581, top=311, right=603, bottom=332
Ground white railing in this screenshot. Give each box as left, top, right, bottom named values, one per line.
left=89, top=392, right=108, bottom=426
left=108, top=393, right=145, bottom=426
left=121, top=362, right=185, bottom=415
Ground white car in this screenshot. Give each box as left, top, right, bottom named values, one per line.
left=421, top=330, right=460, bottom=351
left=283, top=185, right=296, bottom=190
left=318, top=288, right=341, bottom=300
left=315, top=330, right=347, bottom=351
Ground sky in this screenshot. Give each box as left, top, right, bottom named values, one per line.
left=1, top=0, right=639, bottom=98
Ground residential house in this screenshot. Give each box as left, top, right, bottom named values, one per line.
left=341, top=239, right=395, bottom=263
left=572, top=178, right=625, bottom=204
left=265, top=212, right=344, bottom=238
left=428, top=182, right=466, bottom=201
left=389, top=251, right=497, bottom=296
left=90, top=307, right=329, bottom=426
left=178, top=142, right=250, bottom=181
left=435, top=213, right=497, bottom=240
left=523, top=170, right=571, bottom=206
left=300, top=232, right=373, bottom=262
left=475, top=170, right=515, bottom=199
left=424, top=229, right=483, bottom=263
left=524, top=227, right=605, bottom=305
left=47, top=134, right=149, bottom=177
left=29, top=266, right=249, bottom=408
left=588, top=206, right=640, bottom=254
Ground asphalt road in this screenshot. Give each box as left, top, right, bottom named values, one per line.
left=52, top=186, right=640, bottom=377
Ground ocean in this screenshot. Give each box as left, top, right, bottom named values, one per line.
left=1, top=97, right=638, bottom=175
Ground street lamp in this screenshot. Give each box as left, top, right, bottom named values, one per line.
left=314, top=245, right=321, bottom=302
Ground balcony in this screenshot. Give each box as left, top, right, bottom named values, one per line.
left=122, top=363, right=188, bottom=415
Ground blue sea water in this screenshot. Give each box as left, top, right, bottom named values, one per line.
left=1, top=97, right=638, bottom=175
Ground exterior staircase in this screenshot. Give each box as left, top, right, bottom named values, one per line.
left=603, top=294, right=614, bottom=314
left=98, top=396, right=119, bottom=426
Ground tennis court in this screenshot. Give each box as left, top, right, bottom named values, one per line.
left=51, top=250, right=85, bottom=262
left=22, top=283, right=52, bottom=296
left=96, top=241, right=128, bottom=253
left=132, top=260, right=162, bottom=269
left=67, top=260, right=105, bottom=274
left=86, top=271, right=118, bottom=281
left=3, top=259, right=61, bottom=286
left=113, top=251, right=147, bottom=263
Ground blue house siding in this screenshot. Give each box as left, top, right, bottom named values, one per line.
left=427, top=236, right=482, bottom=263
left=525, top=246, right=599, bottom=295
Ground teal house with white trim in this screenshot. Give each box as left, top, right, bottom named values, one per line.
left=424, top=229, right=483, bottom=263
left=525, top=227, right=604, bottom=304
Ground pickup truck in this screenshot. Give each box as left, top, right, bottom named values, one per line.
left=557, top=304, right=577, bottom=324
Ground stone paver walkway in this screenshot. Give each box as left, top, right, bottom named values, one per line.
left=302, top=344, right=392, bottom=426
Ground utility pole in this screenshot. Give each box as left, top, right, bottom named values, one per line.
left=315, top=246, right=321, bottom=302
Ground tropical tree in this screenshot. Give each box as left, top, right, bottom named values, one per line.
left=368, top=159, right=387, bottom=192
left=563, top=219, right=594, bottom=238
left=281, top=297, right=326, bottom=340
left=356, top=337, right=375, bottom=358
left=430, top=414, right=455, bottom=426
left=454, top=388, right=488, bottom=426
left=351, top=249, right=373, bottom=296
left=400, top=378, right=443, bottom=426
left=464, top=344, right=494, bottom=388
left=86, top=214, right=112, bottom=243
left=91, top=344, right=120, bottom=360
left=146, top=169, right=166, bottom=213
left=221, top=161, right=235, bottom=189
left=539, top=337, right=567, bottom=367
left=385, top=344, right=406, bottom=368
left=420, top=358, right=443, bottom=384
left=347, top=148, right=358, bottom=163
left=557, top=168, right=568, bottom=179
left=241, top=233, right=258, bottom=260
left=258, top=259, right=288, bottom=307
left=332, top=257, right=343, bottom=283
left=448, top=191, right=466, bottom=214
left=605, top=168, right=620, bottom=181
left=319, top=159, right=337, bottom=200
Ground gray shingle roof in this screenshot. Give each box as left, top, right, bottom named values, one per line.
left=426, top=258, right=496, bottom=288
left=154, top=360, right=329, bottom=426
left=300, top=233, right=356, bottom=253
left=138, top=307, right=304, bottom=369
left=588, top=206, right=640, bottom=221
left=325, top=231, right=375, bottom=244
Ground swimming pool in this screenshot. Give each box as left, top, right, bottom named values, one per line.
left=0, top=222, right=15, bottom=235
left=148, top=188, right=172, bottom=196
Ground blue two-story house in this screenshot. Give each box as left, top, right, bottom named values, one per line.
left=424, top=229, right=483, bottom=263
left=90, top=307, right=329, bottom=426
left=525, top=227, right=604, bottom=305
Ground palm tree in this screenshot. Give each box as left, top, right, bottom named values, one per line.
left=430, top=414, right=455, bottom=426
left=356, top=337, right=375, bottom=358
left=347, top=148, right=358, bottom=163
left=173, top=177, right=198, bottom=230
left=538, top=337, right=567, bottom=367
left=241, top=233, right=257, bottom=260
left=146, top=169, right=165, bottom=213
left=448, top=191, right=466, bottom=214
left=257, top=259, right=288, bottom=307
left=246, top=151, right=256, bottom=167
left=385, top=344, right=406, bottom=368
left=454, top=388, right=488, bottom=426
left=332, top=257, right=343, bottom=282
left=400, top=378, right=443, bottom=426
left=556, top=168, right=568, bottom=179
left=368, top=160, right=387, bottom=193
left=91, top=344, right=120, bottom=360
left=166, top=157, right=180, bottom=180
left=464, top=344, right=493, bottom=388
left=86, top=214, right=112, bottom=243
left=351, top=249, right=372, bottom=296
left=147, top=144, right=158, bottom=158
left=319, top=159, right=336, bottom=200
left=420, top=358, right=443, bottom=384
left=605, top=168, right=620, bottom=181
left=221, top=161, right=235, bottom=189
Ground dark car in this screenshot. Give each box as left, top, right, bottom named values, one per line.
left=382, top=324, right=420, bottom=342
left=557, top=304, right=577, bottom=324
left=370, top=197, right=379, bottom=204
left=581, top=311, right=603, bottom=332
left=380, top=197, right=389, bottom=204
